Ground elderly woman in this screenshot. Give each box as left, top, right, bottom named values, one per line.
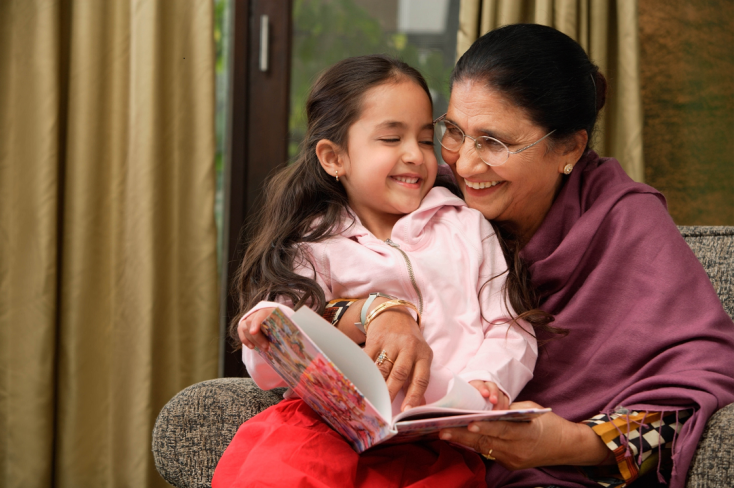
left=332, top=24, right=734, bottom=487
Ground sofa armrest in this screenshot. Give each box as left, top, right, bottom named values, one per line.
left=686, top=402, right=734, bottom=487
left=152, top=378, right=284, bottom=488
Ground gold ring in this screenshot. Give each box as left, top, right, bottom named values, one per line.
left=482, top=449, right=496, bottom=461
left=376, top=350, right=394, bottom=366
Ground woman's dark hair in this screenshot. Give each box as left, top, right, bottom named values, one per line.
left=452, top=23, right=607, bottom=151
left=229, top=55, right=432, bottom=347
left=452, top=24, right=607, bottom=338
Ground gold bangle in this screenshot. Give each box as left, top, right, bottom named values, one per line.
left=363, top=299, right=421, bottom=334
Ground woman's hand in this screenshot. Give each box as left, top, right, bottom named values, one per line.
left=362, top=307, right=433, bottom=412
left=469, top=380, right=510, bottom=410
left=238, top=307, right=275, bottom=351
left=439, top=401, right=611, bottom=469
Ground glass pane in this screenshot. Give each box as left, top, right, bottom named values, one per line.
left=289, top=0, right=460, bottom=160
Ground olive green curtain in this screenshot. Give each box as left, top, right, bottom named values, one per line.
left=0, top=1, right=219, bottom=487
left=456, top=0, right=644, bottom=182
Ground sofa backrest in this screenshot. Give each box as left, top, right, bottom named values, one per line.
left=679, top=226, right=734, bottom=319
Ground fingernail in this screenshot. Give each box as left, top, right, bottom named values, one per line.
left=440, top=432, right=451, bottom=440
left=403, top=405, right=412, bottom=411
left=468, top=424, right=480, bottom=433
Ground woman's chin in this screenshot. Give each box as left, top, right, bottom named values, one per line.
left=462, top=183, right=505, bottom=220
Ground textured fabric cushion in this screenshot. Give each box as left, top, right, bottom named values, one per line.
left=679, top=227, right=734, bottom=487
left=152, top=378, right=284, bottom=488
left=152, top=226, right=734, bottom=488
left=686, top=403, right=734, bottom=488
left=679, top=226, right=734, bottom=319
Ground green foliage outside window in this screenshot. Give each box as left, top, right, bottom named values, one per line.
left=290, top=0, right=455, bottom=158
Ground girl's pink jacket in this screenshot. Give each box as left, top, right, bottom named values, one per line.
left=241, top=187, right=537, bottom=409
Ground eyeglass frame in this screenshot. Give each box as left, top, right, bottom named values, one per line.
left=433, top=114, right=556, bottom=167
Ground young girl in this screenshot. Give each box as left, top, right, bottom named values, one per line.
left=212, top=55, right=538, bottom=488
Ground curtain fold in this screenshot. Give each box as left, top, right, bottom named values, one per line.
left=457, top=0, right=644, bottom=182
left=0, top=1, right=219, bottom=487
left=0, top=2, right=61, bottom=486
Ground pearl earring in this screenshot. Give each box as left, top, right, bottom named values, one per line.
left=335, top=170, right=339, bottom=182
left=563, top=164, right=574, bottom=175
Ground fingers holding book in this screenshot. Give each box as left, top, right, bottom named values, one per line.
left=469, top=380, right=510, bottom=410
left=239, top=307, right=276, bottom=351
left=361, top=307, right=433, bottom=409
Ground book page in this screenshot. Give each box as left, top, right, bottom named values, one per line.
left=391, top=407, right=551, bottom=443
left=290, top=307, right=393, bottom=419
left=258, top=308, right=395, bottom=452
left=392, top=374, right=488, bottom=423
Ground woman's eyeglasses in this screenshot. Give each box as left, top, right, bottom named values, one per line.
left=433, top=114, right=555, bottom=167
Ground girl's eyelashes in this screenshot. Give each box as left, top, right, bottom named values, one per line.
left=377, top=131, right=434, bottom=145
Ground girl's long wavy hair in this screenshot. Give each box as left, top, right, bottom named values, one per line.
left=229, top=55, right=434, bottom=347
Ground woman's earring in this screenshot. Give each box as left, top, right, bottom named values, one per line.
left=335, top=170, right=339, bottom=182
left=563, top=164, right=574, bottom=175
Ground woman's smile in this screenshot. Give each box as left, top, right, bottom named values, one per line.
left=463, top=179, right=503, bottom=190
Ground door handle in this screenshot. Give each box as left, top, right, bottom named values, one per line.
left=259, top=14, right=269, bottom=72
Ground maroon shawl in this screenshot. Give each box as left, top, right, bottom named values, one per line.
left=485, top=152, right=734, bottom=487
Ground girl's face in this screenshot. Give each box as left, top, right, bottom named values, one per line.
left=338, top=79, right=437, bottom=240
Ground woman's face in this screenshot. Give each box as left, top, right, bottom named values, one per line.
left=443, top=80, right=573, bottom=242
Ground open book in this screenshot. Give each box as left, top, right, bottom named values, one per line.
left=255, top=306, right=549, bottom=453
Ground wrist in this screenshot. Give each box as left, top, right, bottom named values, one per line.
left=363, top=299, right=421, bottom=335
left=331, top=295, right=399, bottom=342
left=354, top=293, right=397, bottom=334
left=329, top=298, right=366, bottom=343
left=566, top=422, right=613, bottom=466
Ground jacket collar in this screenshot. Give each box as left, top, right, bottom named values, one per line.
left=339, top=187, right=467, bottom=246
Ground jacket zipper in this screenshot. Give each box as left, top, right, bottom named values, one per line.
left=385, top=238, right=424, bottom=315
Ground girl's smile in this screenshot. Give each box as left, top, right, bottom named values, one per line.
left=391, top=173, right=423, bottom=188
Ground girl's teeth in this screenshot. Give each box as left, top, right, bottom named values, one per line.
left=394, top=176, right=419, bottom=184
left=464, top=179, right=500, bottom=190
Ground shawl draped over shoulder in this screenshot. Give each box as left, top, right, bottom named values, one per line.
left=485, top=151, right=734, bottom=488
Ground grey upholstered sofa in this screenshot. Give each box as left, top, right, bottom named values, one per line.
left=152, top=226, right=734, bottom=488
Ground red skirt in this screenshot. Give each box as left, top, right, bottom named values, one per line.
left=212, top=398, right=486, bottom=488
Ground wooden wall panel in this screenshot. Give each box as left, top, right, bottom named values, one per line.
left=640, top=0, right=734, bottom=225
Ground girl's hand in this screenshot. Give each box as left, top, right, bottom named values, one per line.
left=469, top=380, right=510, bottom=410
left=362, top=307, right=433, bottom=412
left=439, top=401, right=611, bottom=469
left=238, top=307, right=275, bottom=351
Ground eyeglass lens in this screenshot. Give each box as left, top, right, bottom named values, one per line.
left=435, top=120, right=509, bottom=166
